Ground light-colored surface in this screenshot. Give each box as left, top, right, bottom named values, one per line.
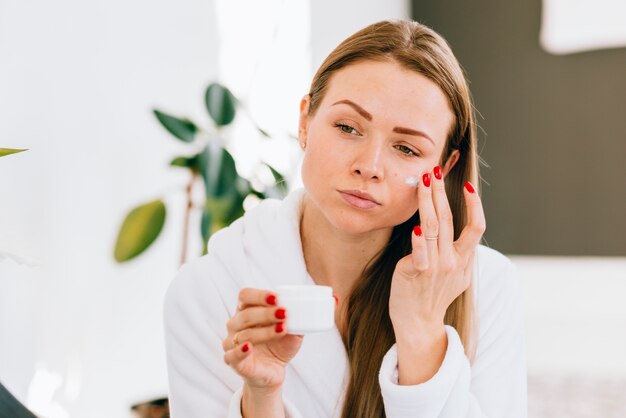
left=511, top=255, right=626, bottom=378
left=528, top=373, right=626, bottom=417
left=541, top=0, right=626, bottom=54
left=511, top=255, right=626, bottom=417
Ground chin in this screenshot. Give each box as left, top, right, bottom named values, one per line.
left=324, top=208, right=389, bottom=235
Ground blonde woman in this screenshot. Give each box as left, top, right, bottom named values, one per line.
left=164, top=19, right=526, bottom=418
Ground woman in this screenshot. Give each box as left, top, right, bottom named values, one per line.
left=164, top=19, right=526, bottom=418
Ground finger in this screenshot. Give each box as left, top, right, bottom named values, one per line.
left=228, top=306, right=287, bottom=334
left=418, top=172, right=439, bottom=261
left=238, top=287, right=278, bottom=311
left=234, top=322, right=287, bottom=348
left=431, top=165, right=454, bottom=259
left=410, top=225, right=429, bottom=274
left=454, top=181, right=486, bottom=262
left=223, top=341, right=253, bottom=371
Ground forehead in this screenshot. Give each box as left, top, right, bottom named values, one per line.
left=318, top=60, right=454, bottom=144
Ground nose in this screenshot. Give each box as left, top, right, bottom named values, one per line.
left=351, top=139, right=385, bottom=181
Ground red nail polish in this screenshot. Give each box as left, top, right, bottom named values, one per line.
left=413, top=225, right=422, bottom=236
left=464, top=181, right=475, bottom=193
left=434, top=166, right=442, bottom=180
left=422, top=173, right=431, bottom=187
left=242, top=343, right=249, bottom=353
left=275, top=308, right=286, bottom=319
left=266, top=294, right=276, bottom=305
left=275, top=323, right=284, bottom=333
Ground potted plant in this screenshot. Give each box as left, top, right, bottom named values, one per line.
left=113, top=83, right=290, bottom=266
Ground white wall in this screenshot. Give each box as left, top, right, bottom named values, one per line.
left=310, top=0, right=411, bottom=70
left=0, top=0, right=219, bottom=416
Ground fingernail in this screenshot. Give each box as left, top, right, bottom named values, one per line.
left=266, top=294, right=277, bottom=305
left=413, top=225, right=422, bottom=236
left=275, top=308, right=286, bottom=319
left=275, top=323, right=284, bottom=333
left=464, top=181, right=475, bottom=193
left=422, top=173, right=431, bottom=187
left=434, top=166, right=442, bottom=180
left=241, top=343, right=249, bottom=352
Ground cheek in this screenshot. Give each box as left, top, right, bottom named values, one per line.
left=388, top=169, right=421, bottom=217
left=390, top=166, right=421, bottom=191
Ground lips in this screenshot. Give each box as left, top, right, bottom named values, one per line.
left=339, top=190, right=380, bottom=204
left=338, top=190, right=381, bottom=209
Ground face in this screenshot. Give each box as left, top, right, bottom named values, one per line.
left=299, top=59, right=459, bottom=235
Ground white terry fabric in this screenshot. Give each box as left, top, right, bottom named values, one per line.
left=163, top=187, right=527, bottom=418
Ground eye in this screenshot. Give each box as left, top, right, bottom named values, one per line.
left=395, top=144, right=419, bottom=157
left=334, top=122, right=360, bottom=136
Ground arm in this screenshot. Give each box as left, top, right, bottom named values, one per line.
left=379, top=260, right=527, bottom=418
left=163, top=260, right=303, bottom=418
left=241, top=384, right=285, bottom=418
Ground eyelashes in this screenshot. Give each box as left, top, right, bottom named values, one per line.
left=333, top=122, right=421, bottom=157
left=334, top=122, right=359, bottom=135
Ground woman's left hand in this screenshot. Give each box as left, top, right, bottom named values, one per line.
left=389, top=165, right=486, bottom=338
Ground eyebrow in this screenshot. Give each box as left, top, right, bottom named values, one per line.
left=331, top=99, right=435, bottom=146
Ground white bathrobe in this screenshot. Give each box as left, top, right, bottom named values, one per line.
left=163, top=187, right=527, bottom=418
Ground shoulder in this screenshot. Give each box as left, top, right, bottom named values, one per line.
left=163, top=255, right=237, bottom=327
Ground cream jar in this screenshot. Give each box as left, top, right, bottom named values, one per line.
left=275, top=285, right=335, bottom=334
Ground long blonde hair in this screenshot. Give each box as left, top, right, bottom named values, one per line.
left=306, top=20, right=480, bottom=417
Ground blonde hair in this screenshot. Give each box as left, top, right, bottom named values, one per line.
left=306, top=20, right=480, bottom=417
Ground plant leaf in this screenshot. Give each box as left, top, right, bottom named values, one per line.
left=153, top=109, right=198, bottom=143
left=198, top=144, right=239, bottom=198
left=0, top=148, right=28, bottom=158
left=256, top=125, right=271, bottom=138
left=114, top=199, right=166, bottom=262
left=205, top=83, right=236, bottom=126
left=204, top=196, right=234, bottom=231
left=200, top=204, right=212, bottom=256
left=264, top=163, right=288, bottom=194
left=170, top=154, right=199, bottom=169
left=200, top=205, right=212, bottom=244
left=225, top=189, right=246, bottom=224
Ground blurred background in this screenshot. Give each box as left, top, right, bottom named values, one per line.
left=1, top=0, right=624, bottom=417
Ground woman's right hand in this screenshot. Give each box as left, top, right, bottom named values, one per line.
left=222, top=287, right=304, bottom=391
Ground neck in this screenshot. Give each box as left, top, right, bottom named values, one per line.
left=299, top=193, right=392, bottom=301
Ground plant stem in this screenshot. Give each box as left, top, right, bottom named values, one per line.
left=180, top=169, right=198, bottom=267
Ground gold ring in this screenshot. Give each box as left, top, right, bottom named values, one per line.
left=232, top=332, right=240, bottom=348
left=425, top=235, right=439, bottom=241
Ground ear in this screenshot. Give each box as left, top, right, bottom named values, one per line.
left=298, top=95, right=311, bottom=149
left=442, top=149, right=460, bottom=178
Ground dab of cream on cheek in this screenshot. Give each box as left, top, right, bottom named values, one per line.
left=405, top=176, right=420, bottom=187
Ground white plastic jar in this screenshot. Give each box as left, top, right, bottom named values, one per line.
left=275, top=285, right=335, bottom=334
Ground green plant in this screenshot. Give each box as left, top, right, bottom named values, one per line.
left=0, top=148, right=28, bottom=158
left=114, top=83, right=290, bottom=266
